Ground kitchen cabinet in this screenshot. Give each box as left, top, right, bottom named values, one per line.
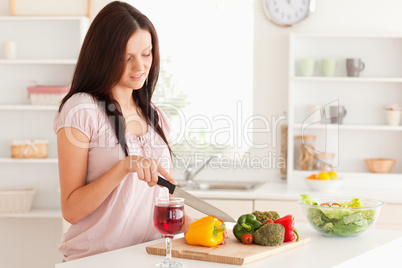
left=184, top=198, right=254, bottom=220
left=287, top=33, right=402, bottom=188
left=0, top=16, right=89, bottom=268
left=0, top=214, right=63, bottom=268
left=375, top=203, right=402, bottom=231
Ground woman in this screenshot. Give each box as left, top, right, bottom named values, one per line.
left=54, top=1, right=191, bottom=261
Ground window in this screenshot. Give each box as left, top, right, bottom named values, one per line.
left=131, top=0, right=254, bottom=162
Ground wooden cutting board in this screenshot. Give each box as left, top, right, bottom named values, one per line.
left=146, top=232, right=310, bottom=265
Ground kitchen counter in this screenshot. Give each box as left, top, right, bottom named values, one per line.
left=55, top=223, right=402, bottom=268
left=187, top=180, right=402, bottom=205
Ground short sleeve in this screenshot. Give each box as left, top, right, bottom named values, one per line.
left=153, top=105, right=171, bottom=141
left=53, top=93, right=100, bottom=140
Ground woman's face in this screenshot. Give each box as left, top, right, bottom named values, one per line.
left=117, top=29, right=153, bottom=90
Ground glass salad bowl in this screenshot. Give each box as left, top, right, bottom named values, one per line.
left=298, top=195, right=385, bottom=237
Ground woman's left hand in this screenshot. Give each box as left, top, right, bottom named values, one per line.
left=123, top=155, right=176, bottom=187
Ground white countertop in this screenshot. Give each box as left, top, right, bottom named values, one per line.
left=187, top=180, right=402, bottom=204
left=55, top=223, right=402, bottom=268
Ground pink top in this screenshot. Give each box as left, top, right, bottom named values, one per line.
left=53, top=93, right=171, bottom=261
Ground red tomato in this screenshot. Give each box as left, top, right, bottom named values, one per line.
left=262, top=219, right=274, bottom=225
left=331, top=203, right=341, bottom=207
left=222, top=230, right=228, bottom=238
left=241, top=233, right=253, bottom=244
left=320, top=203, right=330, bottom=207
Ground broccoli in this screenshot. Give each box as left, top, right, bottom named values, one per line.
left=252, top=210, right=280, bottom=222
left=253, top=223, right=285, bottom=246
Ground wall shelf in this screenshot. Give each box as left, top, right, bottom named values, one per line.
left=0, top=16, right=87, bottom=213
left=0, top=209, right=62, bottom=219
left=0, top=14, right=88, bottom=268
left=0, top=59, right=76, bottom=65
left=0, top=105, right=59, bottom=111
left=293, top=123, right=402, bottom=131
left=291, top=76, right=402, bottom=83
left=293, top=170, right=402, bottom=179
left=0, top=16, right=88, bottom=21
left=0, top=158, right=58, bottom=164
left=291, top=33, right=402, bottom=39
left=287, top=33, right=402, bottom=188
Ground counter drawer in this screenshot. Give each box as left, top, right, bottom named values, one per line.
left=376, top=203, right=402, bottom=227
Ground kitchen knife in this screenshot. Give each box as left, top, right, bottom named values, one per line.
left=157, top=176, right=236, bottom=222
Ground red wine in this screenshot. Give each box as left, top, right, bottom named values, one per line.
left=154, top=205, right=185, bottom=236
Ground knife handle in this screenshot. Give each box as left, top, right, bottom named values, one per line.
left=157, top=176, right=176, bottom=195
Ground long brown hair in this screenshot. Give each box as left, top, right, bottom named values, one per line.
left=59, top=1, right=172, bottom=157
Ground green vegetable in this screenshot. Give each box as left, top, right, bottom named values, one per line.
left=300, top=194, right=318, bottom=205
left=252, top=210, right=280, bottom=222
left=233, top=214, right=262, bottom=241
left=254, top=223, right=285, bottom=246
left=300, top=194, right=376, bottom=236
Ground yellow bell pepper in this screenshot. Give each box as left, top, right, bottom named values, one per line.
left=185, top=216, right=227, bottom=247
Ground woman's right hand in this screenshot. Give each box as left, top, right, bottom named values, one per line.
left=123, top=155, right=175, bottom=187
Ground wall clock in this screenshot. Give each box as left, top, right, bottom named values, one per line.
left=262, top=0, right=316, bottom=27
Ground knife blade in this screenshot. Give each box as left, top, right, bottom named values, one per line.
left=157, top=176, right=236, bottom=222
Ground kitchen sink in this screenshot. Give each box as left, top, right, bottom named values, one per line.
left=177, top=181, right=263, bottom=191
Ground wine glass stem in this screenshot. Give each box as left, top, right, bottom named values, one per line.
left=165, top=236, right=173, bottom=262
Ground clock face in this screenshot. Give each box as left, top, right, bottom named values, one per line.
left=264, top=0, right=311, bottom=26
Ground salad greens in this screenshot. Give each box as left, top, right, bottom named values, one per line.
left=300, top=194, right=376, bottom=236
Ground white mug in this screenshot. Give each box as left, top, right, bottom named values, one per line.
left=385, top=110, right=402, bottom=126
left=3, top=41, right=17, bottom=59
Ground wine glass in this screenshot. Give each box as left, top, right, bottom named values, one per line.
left=153, top=197, right=185, bottom=268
